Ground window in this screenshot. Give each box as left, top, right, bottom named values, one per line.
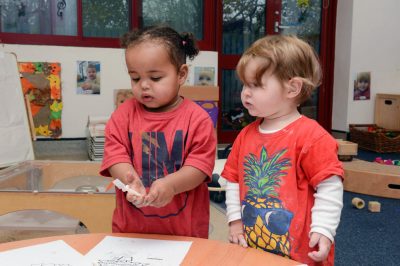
left=82, top=0, right=129, bottom=38
left=0, top=0, right=215, bottom=50
left=142, top=0, right=203, bottom=40
left=0, top=0, right=77, bottom=35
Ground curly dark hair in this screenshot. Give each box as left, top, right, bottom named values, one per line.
left=121, top=25, right=199, bottom=71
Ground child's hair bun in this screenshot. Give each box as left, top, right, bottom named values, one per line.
left=180, top=32, right=199, bottom=60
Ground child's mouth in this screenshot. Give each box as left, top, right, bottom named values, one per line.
left=142, top=95, right=153, bottom=102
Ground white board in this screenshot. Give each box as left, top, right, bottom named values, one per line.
left=0, top=52, right=34, bottom=167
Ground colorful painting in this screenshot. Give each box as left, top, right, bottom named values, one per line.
left=18, top=62, right=62, bottom=138
left=194, top=100, right=218, bottom=128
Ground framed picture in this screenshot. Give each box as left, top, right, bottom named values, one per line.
left=354, top=72, right=371, bottom=101
left=114, top=89, right=134, bottom=109
left=194, top=66, right=215, bottom=86
left=77, top=61, right=101, bottom=95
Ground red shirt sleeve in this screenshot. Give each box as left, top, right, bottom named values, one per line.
left=221, top=126, right=246, bottom=183
left=299, top=132, right=344, bottom=188
left=100, top=103, right=133, bottom=177
left=183, top=104, right=217, bottom=179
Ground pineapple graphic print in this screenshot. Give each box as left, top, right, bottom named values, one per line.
left=242, top=146, right=293, bottom=258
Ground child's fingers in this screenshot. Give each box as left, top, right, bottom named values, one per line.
left=228, top=235, right=238, bottom=244
left=229, top=233, right=247, bottom=247
left=144, top=179, right=174, bottom=207
left=238, top=234, right=248, bottom=247
left=308, top=250, right=327, bottom=262
left=144, top=192, right=157, bottom=207
left=308, top=233, right=319, bottom=248
left=126, top=193, right=146, bottom=207
left=308, top=235, right=331, bottom=262
left=125, top=172, right=146, bottom=196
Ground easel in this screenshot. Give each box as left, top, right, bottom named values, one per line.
left=0, top=52, right=34, bottom=168
left=25, top=95, right=36, bottom=141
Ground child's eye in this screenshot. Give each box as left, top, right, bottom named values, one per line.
left=243, top=83, right=257, bottom=89
left=250, top=82, right=259, bottom=87
left=131, top=77, right=140, bottom=82
left=151, top=77, right=162, bottom=81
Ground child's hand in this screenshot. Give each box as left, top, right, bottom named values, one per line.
left=228, top=219, right=248, bottom=247
left=125, top=172, right=147, bottom=208
left=308, top=232, right=332, bottom=262
left=144, top=177, right=175, bottom=208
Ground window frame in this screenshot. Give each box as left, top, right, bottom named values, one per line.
left=0, top=0, right=216, bottom=50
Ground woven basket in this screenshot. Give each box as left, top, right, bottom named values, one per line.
left=349, top=124, right=400, bottom=153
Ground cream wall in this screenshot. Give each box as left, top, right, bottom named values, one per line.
left=332, top=0, right=400, bottom=132
left=3, top=0, right=399, bottom=137
left=0, top=44, right=217, bottom=138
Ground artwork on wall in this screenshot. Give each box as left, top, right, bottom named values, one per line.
left=194, top=66, right=215, bottom=86
left=194, top=100, right=218, bottom=128
left=354, top=71, right=371, bottom=101
left=114, top=89, right=134, bottom=109
left=77, top=61, right=101, bottom=95
left=183, top=52, right=218, bottom=86
left=18, top=62, right=63, bottom=138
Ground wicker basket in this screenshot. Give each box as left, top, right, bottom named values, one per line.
left=349, top=124, right=400, bottom=153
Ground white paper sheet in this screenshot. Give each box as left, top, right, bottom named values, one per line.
left=83, top=236, right=192, bottom=266
left=0, top=240, right=84, bottom=266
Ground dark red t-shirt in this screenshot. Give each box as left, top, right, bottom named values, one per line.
left=100, top=98, right=216, bottom=238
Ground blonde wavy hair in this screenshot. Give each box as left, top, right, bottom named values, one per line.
left=236, top=35, right=322, bottom=104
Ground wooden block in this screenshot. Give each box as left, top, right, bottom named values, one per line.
left=338, top=155, right=354, bottom=162
left=368, top=201, right=381, bottom=212
left=336, top=139, right=358, bottom=156
left=343, top=159, right=400, bottom=199
left=374, top=93, right=400, bottom=131
left=351, top=197, right=365, bottom=209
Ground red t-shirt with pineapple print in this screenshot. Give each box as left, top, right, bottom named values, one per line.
left=222, top=116, right=344, bottom=266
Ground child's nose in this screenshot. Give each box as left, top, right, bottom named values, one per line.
left=241, top=86, right=251, bottom=96
left=140, top=80, right=150, bottom=90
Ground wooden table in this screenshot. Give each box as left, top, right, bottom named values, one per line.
left=0, top=233, right=301, bottom=265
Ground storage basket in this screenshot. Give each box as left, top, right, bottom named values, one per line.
left=349, top=124, right=400, bottom=153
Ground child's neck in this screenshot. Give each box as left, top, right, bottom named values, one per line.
left=259, top=110, right=301, bottom=133
left=144, top=96, right=182, bottom=113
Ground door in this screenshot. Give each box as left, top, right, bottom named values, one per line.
left=217, top=0, right=337, bottom=144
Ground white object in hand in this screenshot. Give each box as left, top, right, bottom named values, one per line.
left=113, top=179, right=142, bottom=196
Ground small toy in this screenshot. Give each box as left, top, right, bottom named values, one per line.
left=113, top=179, right=142, bottom=196
left=368, top=201, right=381, bottom=212
left=374, top=157, right=400, bottom=166
left=351, top=197, right=365, bottom=209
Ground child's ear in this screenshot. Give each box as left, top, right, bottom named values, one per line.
left=286, top=77, right=303, bottom=99
left=178, top=64, right=189, bottom=85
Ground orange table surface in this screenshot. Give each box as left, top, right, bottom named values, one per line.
left=0, top=233, right=301, bottom=265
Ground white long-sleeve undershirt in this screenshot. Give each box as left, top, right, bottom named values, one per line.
left=223, top=175, right=343, bottom=242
